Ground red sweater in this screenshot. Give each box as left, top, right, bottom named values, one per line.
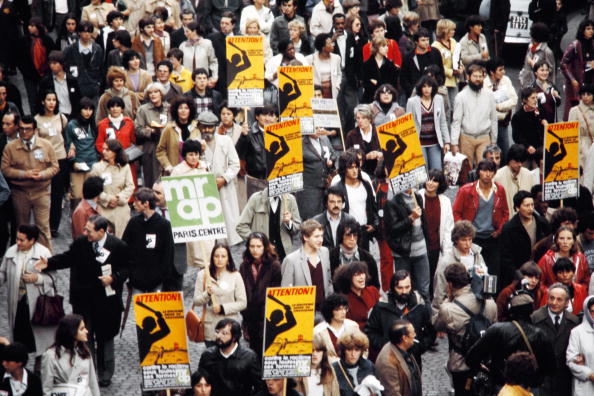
left=346, top=287, right=380, bottom=330
left=362, top=38, right=402, bottom=68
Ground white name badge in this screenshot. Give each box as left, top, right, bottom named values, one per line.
left=146, top=234, right=156, bottom=249
left=101, top=172, right=112, bottom=185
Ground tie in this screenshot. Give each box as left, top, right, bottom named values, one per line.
left=93, top=242, right=100, bottom=256
left=25, top=140, right=32, bottom=151
left=554, top=315, right=560, bottom=329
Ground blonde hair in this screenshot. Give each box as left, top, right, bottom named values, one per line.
left=401, top=11, right=420, bottom=28
left=371, top=36, right=388, bottom=55
left=244, top=18, right=261, bottom=34
left=288, top=19, right=305, bottom=34
left=435, top=19, right=456, bottom=40
left=336, top=330, right=369, bottom=358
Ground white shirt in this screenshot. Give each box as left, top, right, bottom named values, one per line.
left=548, top=308, right=563, bottom=325
left=220, top=342, right=238, bottom=359
left=345, top=182, right=367, bottom=225
left=307, top=370, right=324, bottom=396
left=4, top=370, right=28, bottom=396
left=336, top=33, right=347, bottom=69
left=55, top=0, right=68, bottom=13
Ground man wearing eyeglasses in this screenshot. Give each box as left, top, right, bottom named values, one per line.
left=0, top=115, right=58, bottom=250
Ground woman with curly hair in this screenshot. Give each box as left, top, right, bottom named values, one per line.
left=314, top=294, right=360, bottom=359
left=96, top=66, right=140, bottom=122
left=156, top=95, right=199, bottom=175
left=333, top=261, right=380, bottom=330
left=332, top=330, right=378, bottom=396
left=238, top=232, right=281, bottom=358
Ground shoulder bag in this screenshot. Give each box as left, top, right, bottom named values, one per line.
left=31, top=274, right=65, bottom=326
left=186, top=272, right=207, bottom=342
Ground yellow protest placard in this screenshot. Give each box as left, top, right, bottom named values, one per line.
left=134, top=292, right=191, bottom=391
left=278, top=66, right=314, bottom=133
left=262, top=286, right=316, bottom=379
left=265, top=119, right=304, bottom=196
left=377, top=113, right=427, bottom=194
left=543, top=121, right=579, bottom=201
left=226, top=36, right=264, bottom=107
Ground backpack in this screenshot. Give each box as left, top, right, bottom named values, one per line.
left=451, top=300, right=492, bottom=354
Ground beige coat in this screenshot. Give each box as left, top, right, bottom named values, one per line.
left=433, top=285, right=497, bottom=372
left=42, top=346, right=100, bottom=396
left=171, top=161, right=214, bottom=268
left=459, top=33, right=489, bottom=68
left=305, top=52, right=342, bottom=99
left=493, top=165, right=536, bottom=215
left=81, top=3, right=116, bottom=36
left=126, top=69, right=153, bottom=102
left=142, top=0, right=181, bottom=29
left=1, top=136, right=59, bottom=190
left=96, top=87, right=140, bottom=123
left=90, top=161, right=134, bottom=238
left=35, top=114, right=68, bottom=160
left=193, top=269, right=247, bottom=341
left=203, top=134, right=242, bottom=245
left=236, top=188, right=301, bottom=254
left=568, top=102, right=594, bottom=166
left=0, top=243, right=56, bottom=357
left=294, top=370, right=341, bottom=396
left=416, top=0, right=440, bottom=22
left=155, top=121, right=200, bottom=172
left=313, top=319, right=359, bottom=360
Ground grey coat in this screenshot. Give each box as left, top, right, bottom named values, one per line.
left=41, top=346, right=100, bottom=396
left=0, top=243, right=56, bottom=357
left=281, top=247, right=334, bottom=297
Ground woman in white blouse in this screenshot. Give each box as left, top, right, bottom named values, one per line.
left=240, top=0, right=274, bottom=37
left=192, top=243, right=247, bottom=347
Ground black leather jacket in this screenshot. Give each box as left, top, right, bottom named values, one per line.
left=383, top=192, right=427, bottom=257
left=466, top=317, right=555, bottom=386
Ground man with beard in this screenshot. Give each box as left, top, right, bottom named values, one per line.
left=451, top=63, right=498, bottom=167
left=365, top=270, right=435, bottom=364
left=312, top=186, right=357, bottom=249
left=198, top=318, right=264, bottom=395
left=197, top=111, right=242, bottom=246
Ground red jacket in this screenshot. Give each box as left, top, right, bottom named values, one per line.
left=539, top=281, right=588, bottom=315
left=96, top=117, right=136, bottom=153
left=362, top=38, right=402, bottom=68
left=452, top=181, right=509, bottom=234
left=537, top=249, right=590, bottom=288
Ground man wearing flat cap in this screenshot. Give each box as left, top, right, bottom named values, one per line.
left=466, top=291, right=555, bottom=390
left=197, top=111, right=242, bottom=246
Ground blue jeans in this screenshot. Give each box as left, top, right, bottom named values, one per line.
left=393, top=253, right=431, bottom=301
left=422, top=144, right=443, bottom=171
left=497, top=125, right=510, bottom=162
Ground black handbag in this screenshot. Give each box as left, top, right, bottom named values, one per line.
left=31, top=274, right=65, bottom=326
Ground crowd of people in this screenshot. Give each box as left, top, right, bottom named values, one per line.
left=0, top=0, right=594, bottom=395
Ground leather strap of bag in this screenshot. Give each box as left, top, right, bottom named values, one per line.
left=512, top=320, right=535, bottom=357
left=336, top=361, right=355, bottom=390
left=578, top=105, right=594, bottom=141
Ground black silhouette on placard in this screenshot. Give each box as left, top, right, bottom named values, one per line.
left=136, top=301, right=171, bottom=363
left=544, top=129, right=567, bottom=181
left=264, top=294, right=297, bottom=353
left=278, top=71, right=301, bottom=115
left=266, top=130, right=290, bottom=178
left=379, top=131, right=408, bottom=175
left=227, top=41, right=252, bottom=86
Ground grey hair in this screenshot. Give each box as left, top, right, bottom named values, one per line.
left=482, top=144, right=502, bottom=159
left=353, top=104, right=372, bottom=120
left=144, top=82, right=166, bottom=97
left=548, top=282, right=570, bottom=301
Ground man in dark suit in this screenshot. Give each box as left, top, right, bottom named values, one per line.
left=38, top=51, right=81, bottom=119
left=312, top=185, right=356, bottom=249
left=208, top=11, right=237, bottom=97
left=36, top=215, right=129, bottom=388
left=531, top=283, right=579, bottom=396
left=295, top=130, right=336, bottom=221
left=171, top=9, right=196, bottom=50
left=0, top=342, right=42, bottom=396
